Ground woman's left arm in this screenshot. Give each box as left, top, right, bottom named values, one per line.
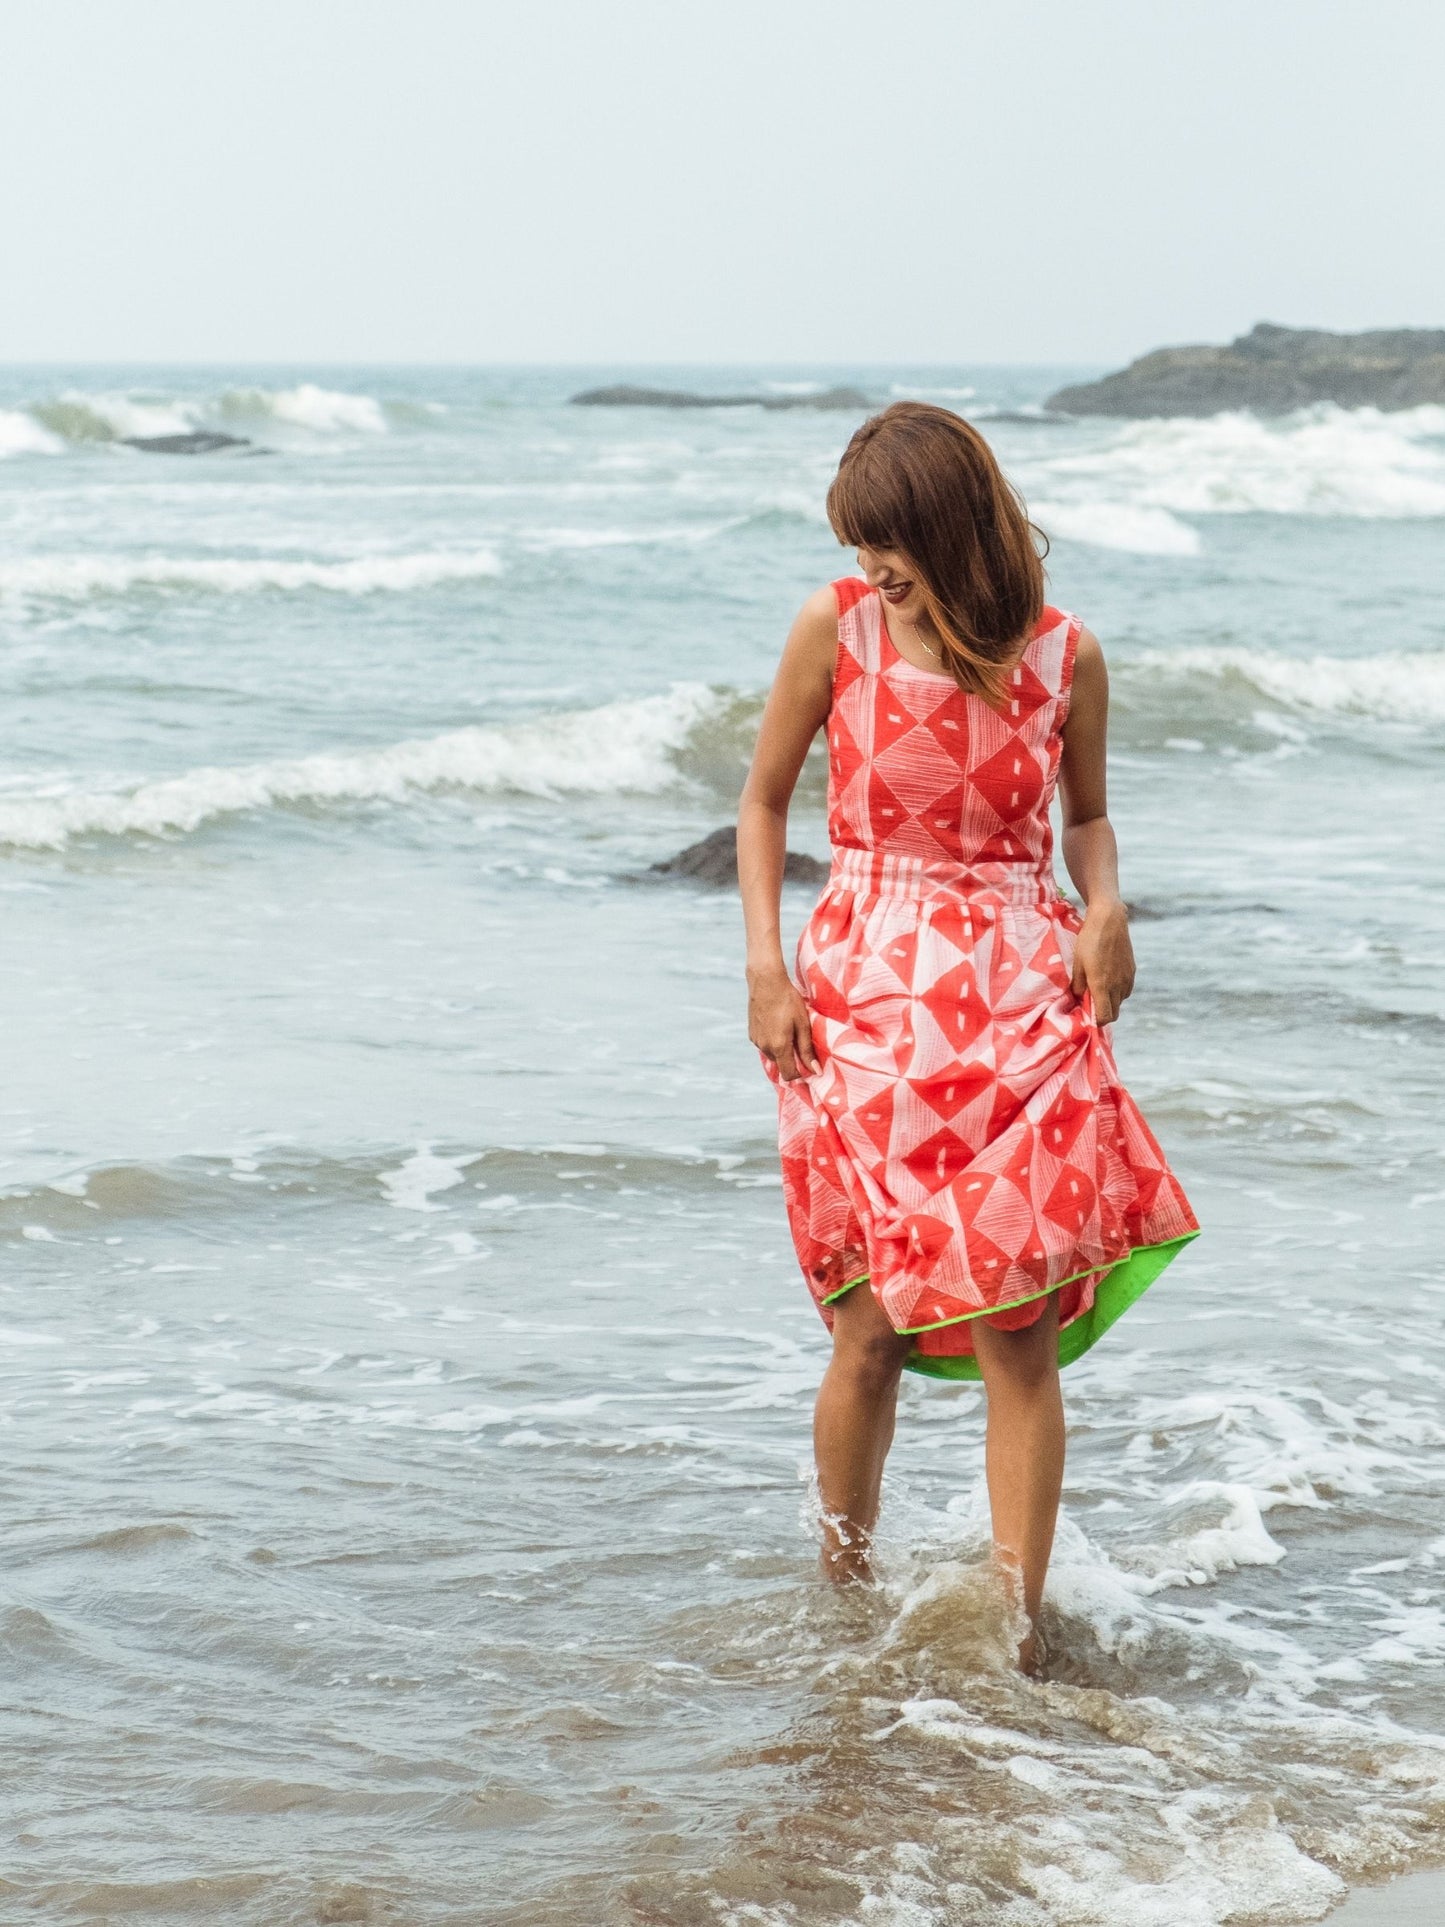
left=1057, top=628, right=1136, bottom=1025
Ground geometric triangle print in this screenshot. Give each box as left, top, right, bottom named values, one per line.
left=851, top=1083, right=897, bottom=1162
left=1038, top=1083, right=1093, bottom=1162
left=867, top=767, right=907, bottom=834
left=908, top=1062, right=993, bottom=1123
left=921, top=958, right=992, bottom=1056
left=962, top=1216, right=1014, bottom=1286
left=871, top=696, right=924, bottom=757
left=968, top=739, right=1045, bottom=825
left=1043, top=1161, right=1098, bottom=1233
left=916, top=781, right=969, bottom=853
left=901, top=1124, right=975, bottom=1192
left=876, top=925, right=921, bottom=990
left=1000, top=657, right=1052, bottom=726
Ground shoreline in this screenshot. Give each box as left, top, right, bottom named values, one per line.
left=1327, top=1867, right=1445, bottom=1923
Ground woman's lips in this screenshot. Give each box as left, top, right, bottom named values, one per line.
left=881, top=581, right=913, bottom=604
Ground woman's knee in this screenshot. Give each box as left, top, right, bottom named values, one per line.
left=830, top=1296, right=910, bottom=1391
left=834, top=1332, right=909, bottom=1395
left=974, top=1308, right=1060, bottom=1393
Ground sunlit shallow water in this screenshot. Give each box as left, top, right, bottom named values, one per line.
left=2, top=365, right=1443, bottom=1923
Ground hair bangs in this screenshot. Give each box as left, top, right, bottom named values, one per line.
left=826, top=441, right=915, bottom=558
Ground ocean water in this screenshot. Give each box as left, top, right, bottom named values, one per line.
left=2, top=365, right=1444, bottom=1926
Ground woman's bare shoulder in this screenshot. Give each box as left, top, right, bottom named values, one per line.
left=796, top=582, right=841, bottom=631
left=1074, top=624, right=1105, bottom=669
left=782, top=584, right=841, bottom=669
left=1072, top=624, right=1107, bottom=692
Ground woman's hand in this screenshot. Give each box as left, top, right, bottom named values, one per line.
left=1071, top=900, right=1135, bottom=1026
left=747, top=962, right=819, bottom=1081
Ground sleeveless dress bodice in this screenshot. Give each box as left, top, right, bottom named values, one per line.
left=825, top=573, right=1073, bottom=906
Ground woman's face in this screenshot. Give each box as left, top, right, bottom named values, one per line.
left=856, top=546, right=927, bottom=627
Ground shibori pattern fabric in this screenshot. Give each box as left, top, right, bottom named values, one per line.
left=764, top=578, right=1198, bottom=1379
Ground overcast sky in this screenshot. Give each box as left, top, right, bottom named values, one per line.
left=3, top=0, right=1441, bottom=365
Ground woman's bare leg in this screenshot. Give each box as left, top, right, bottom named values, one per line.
left=812, top=1284, right=912, bottom=1581
left=971, top=1294, right=1065, bottom=1672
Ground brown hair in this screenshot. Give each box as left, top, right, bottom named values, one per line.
left=826, top=401, right=1047, bottom=703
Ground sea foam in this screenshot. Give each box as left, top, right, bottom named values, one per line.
left=1127, top=645, right=1445, bottom=723
left=10, top=639, right=1413, bottom=855
left=12, top=383, right=392, bottom=449
left=1034, top=500, right=1202, bottom=555
left=1025, top=403, right=1445, bottom=520
left=30, top=394, right=201, bottom=443
left=0, top=685, right=723, bottom=849
left=217, top=383, right=389, bottom=433
left=0, top=408, right=64, bottom=458
left=0, top=550, right=501, bottom=598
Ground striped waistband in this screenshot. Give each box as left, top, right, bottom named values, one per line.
left=826, top=845, right=1066, bottom=910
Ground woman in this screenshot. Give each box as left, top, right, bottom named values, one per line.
left=738, top=402, right=1197, bottom=1670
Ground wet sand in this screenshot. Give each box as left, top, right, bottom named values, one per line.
left=1328, top=1867, right=1445, bottom=1923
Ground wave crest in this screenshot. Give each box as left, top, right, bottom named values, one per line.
left=0, top=408, right=64, bottom=458
left=1023, top=403, right=1445, bottom=521
left=1033, top=500, right=1201, bottom=555
left=2, top=648, right=1434, bottom=854
left=30, top=394, right=202, bottom=443
left=1119, top=646, right=1445, bottom=724
left=0, top=550, right=501, bottom=599
left=0, top=685, right=725, bottom=849
left=216, top=383, right=388, bottom=433
left=6, top=383, right=393, bottom=453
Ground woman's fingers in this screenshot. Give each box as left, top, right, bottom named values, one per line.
left=1078, top=966, right=1119, bottom=1025
left=794, top=1009, right=819, bottom=1074
left=1091, top=973, right=1122, bottom=1024
left=772, top=1045, right=798, bottom=1080
left=1071, top=918, right=1132, bottom=1026
left=752, top=987, right=818, bottom=1081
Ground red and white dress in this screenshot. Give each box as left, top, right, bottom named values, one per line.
left=765, top=578, right=1198, bottom=1378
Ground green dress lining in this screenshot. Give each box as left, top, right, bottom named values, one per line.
left=821, top=1231, right=1199, bottom=1380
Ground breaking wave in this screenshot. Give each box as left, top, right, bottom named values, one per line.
left=29, top=394, right=198, bottom=443
left=0, top=685, right=725, bottom=849
left=5, top=383, right=395, bottom=451
left=0, top=550, right=501, bottom=599
left=1119, top=645, right=1445, bottom=724
left=215, top=383, right=388, bottom=433
left=0, top=408, right=65, bottom=458
left=1033, top=500, right=1202, bottom=555
left=5, top=644, right=1440, bottom=852
left=1021, top=403, right=1445, bottom=520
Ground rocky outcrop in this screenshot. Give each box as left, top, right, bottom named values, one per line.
left=646, top=826, right=827, bottom=887
left=1048, top=323, right=1445, bottom=416
left=571, top=383, right=870, bottom=411
left=121, top=431, right=252, bottom=454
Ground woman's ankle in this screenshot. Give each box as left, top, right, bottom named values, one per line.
left=819, top=1529, right=875, bottom=1584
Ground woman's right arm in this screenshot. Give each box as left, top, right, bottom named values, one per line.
left=737, top=587, right=838, bottom=1082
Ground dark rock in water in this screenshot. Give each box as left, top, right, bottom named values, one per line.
left=1124, top=898, right=1281, bottom=921
left=1048, top=323, right=1445, bottom=416
left=647, top=826, right=828, bottom=887
left=571, top=383, right=870, bottom=412
left=978, top=409, right=1074, bottom=426
left=121, top=431, right=252, bottom=454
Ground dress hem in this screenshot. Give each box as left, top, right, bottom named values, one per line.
left=819, top=1231, right=1199, bottom=1379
